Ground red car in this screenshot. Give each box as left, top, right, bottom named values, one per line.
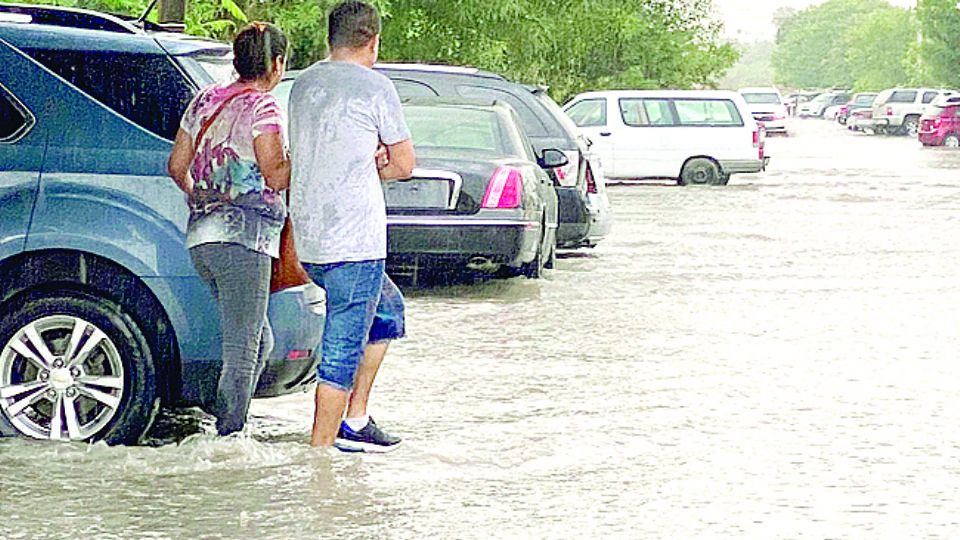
left=918, top=98, right=960, bottom=147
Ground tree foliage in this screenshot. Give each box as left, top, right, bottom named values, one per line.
left=843, top=7, right=915, bottom=91
left=39, top=0, right=737, bottom=103
left=915, top=0, right=960, bottom=89
left=772, top=0, right=896, bottom=89
left=375, top=0, right=738, bottom=101
left=770, top=0, right=960, bottom=92
left=719, top=40, right=775, bottom=90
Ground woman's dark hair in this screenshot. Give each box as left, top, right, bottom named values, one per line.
left=233, top=22, right=288, bottom=81
left=328, top=1, right=380, bottom=50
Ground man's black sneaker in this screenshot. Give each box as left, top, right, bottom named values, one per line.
left=334, top=417, right=402, bottom=453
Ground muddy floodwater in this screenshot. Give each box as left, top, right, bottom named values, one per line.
left=5, top=119, right=960, bottom=539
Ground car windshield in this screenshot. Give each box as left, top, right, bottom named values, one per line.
left=855, top=94, right=876, bottom=105
left=741, top=92, right=781, bottom=104
left=404, top=105, right=515, bottom=156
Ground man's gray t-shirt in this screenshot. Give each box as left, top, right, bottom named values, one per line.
left=288, top=61, right=410, bottom=265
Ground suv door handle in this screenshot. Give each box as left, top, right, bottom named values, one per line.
left=600, top=132, right=611, bottom=136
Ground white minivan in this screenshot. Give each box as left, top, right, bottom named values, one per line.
left=563, top=90, right=769, bottom=185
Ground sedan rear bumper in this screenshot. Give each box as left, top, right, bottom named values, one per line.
left=387, top=214, right=542, bottom=270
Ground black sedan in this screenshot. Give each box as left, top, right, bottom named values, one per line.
left=385, top=98, right=563, bottom=280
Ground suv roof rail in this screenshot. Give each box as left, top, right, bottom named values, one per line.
left=375, top=62, right=504, bottom=80
left=0, top=3, right=172, bottom=34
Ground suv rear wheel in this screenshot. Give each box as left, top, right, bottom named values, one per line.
left=0, top=292, right=157, bottom=444
left=901, top=115, right=920, bottom=137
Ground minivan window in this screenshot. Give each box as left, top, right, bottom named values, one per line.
left=24, top=49, right=194, bottom=140
left=620, top=98, right=675, bottom=126
left=674, top=99, right=742, bottom=126
left=565, top=98, right=606, bottom=127
left=456, top=85, right=549, bottom=137
left=0, top=84, right=34, bottom=142
left=889, top=90, right=917, bottom=103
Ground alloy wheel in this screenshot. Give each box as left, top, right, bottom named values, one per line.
left=0, top=314, right=125, bottom=440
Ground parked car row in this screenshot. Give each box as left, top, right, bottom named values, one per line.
left=804, top=86, right=960, bottom=148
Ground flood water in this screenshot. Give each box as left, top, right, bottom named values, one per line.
left=5, top=119, right=960, bottom=539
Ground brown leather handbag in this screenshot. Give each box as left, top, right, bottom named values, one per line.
left=270, top=216, right=312, bottom=292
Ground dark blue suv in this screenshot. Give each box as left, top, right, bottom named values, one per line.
left=0, top=4, right=323, bottom=444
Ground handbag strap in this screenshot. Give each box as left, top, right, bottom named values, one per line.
left=194, top=87, right=258, bottom=149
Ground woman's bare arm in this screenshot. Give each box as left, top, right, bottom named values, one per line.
left=254, top=131, right=291, bottom=191
left=167, top=128, right=195, bottom=195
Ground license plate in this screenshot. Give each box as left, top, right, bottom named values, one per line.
left=383, top=179, right=451, bottom=209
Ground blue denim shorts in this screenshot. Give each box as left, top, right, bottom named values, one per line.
left=304, top=259, right=405, bottom=391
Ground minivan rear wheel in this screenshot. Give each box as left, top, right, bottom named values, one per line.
left=0, top=292, right=157, bottom=444
left=680, top=158, right=721, bottom=186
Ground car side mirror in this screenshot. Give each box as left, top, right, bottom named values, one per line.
left=538, top=148, right=569, bottom=169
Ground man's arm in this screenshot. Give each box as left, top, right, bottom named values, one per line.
left=378, top=139, right=416, bottom=181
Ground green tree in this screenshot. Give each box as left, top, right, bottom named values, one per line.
left=843, top=7, right=916, bottom=91
left=37, top=0, right=738, bottom=103
left=719, top=40, right=775, bottom=90
left=772, top=0, right=894, bottom=89
left=916, top=0, right=960, bottom=88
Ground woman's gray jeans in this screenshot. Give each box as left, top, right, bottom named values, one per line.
left=190, top=242, right=274, bottom=436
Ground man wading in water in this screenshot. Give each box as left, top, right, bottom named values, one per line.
left=287, top=0, right=415, bottom=452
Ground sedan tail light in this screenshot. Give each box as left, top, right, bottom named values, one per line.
left=482, top=166, right=522, bottom=208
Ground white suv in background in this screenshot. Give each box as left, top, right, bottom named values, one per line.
left=738, top=87, right=788, bottom=134
left=867, top=88, right=955, bottom=136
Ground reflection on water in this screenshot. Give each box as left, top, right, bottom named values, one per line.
left=6, top=119, right=960, bottom=539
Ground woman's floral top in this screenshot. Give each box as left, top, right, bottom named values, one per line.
left=181, top=84, right=287, bottom=258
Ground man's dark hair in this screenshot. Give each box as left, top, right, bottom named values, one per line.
left=234, top=22, right=288, bottom=81
left=328, top=1, right=381, bottom=50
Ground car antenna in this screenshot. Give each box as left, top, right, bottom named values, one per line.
left=136, top=0, right=159, bottom=28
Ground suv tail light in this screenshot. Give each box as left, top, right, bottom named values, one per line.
left=585, top=167, right=597, bottom=194
left=482, top=166, right=522, bottom=208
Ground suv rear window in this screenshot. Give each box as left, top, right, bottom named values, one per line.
left=24, top=49, right=194, bottom=140
left=888, top=90, right=917, bottom=103
left=0, top=84, right=34, bottom=142
left=455, top=85, right=550, bottom=137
